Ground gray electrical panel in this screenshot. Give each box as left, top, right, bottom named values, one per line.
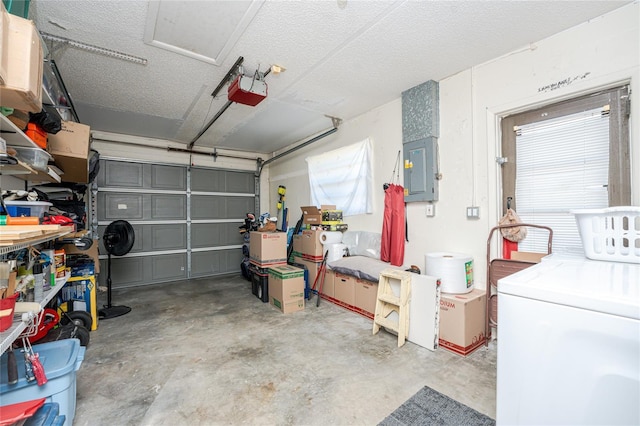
left=403, top=138, right=438, bottom=202
left=401, top=79, right=439, bottom=202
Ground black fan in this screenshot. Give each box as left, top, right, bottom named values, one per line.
left=99, top=220, right=135, bottom=320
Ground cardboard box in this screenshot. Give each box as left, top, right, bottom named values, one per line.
left=510, top=251, right=546, bottom=263
left=354, top=278, right=378, bottom=314
left=249, top=231, right=287, bottom=267
left=322, top=269, right=335, bottom=298
left=47, top=121, right=92, bottom=183
left=438, top=288, right=486, bottom=356
left=301, top=229, right=324, bottom=261
left=292, top=234, right=303, bottom=254
left=301, top=206, right=322, bottom=225
left=0, top=13, right=43, bottom=112
left=334, top=272, right=355, bottom=306
left=293, top=256, right=323, bottom=290
left=268, top=265, right=305, bottom=314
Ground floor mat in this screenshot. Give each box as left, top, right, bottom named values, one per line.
left=378, top=385, right=495, bottom=426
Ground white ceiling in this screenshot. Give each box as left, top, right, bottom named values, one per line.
left=30, top=0, right=630, bottom=155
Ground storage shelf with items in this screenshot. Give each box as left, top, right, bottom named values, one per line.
left=1, top=115, right=62, bottom=183
left=0, top=226, right=71, bottom=354
left=1, top=5, right=80, bottom=184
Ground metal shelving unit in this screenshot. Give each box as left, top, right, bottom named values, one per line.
left=0, top=228, right=71, bottom=354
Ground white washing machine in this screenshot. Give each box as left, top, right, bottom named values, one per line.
left=496, top=254, right=640, bottom=425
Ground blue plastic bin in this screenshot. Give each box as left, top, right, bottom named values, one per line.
left=0, top=339, right=85, bottom=426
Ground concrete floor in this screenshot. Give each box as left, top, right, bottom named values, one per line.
left=74, top=274, right=497, bottom=425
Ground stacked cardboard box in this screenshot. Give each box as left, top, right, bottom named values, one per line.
left=268, top=265, right=305, bottom=314
left=249, top=231, right=287, bottom=268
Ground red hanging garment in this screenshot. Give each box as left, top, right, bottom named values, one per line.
left=381, top=184, right=405, bottom=266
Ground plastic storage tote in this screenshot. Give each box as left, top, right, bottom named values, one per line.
left=0, top=339, right=85, bottom=426
left=3, top=200, right=52, bottom=218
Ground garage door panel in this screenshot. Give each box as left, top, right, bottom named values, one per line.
left=191, top=223, right=243, bottom=247
left=151, top=253, right=187, bottom=281
left=151, top=164, right=186, bottom=190
left=150, top=194, right=186, bottom=220
left=226, top=197, right=254, bottom=218
left=191, top=168, right=224, bottom=192
left=148, top=224, right=187, bottom=250
left=98, top=256, right=144, bottom=289
left=226, top=171, right=255, bottom=193
left=97, top=161, right=144, bottom=188
left=98, top=193, right=144, bottom=221
left=191, top=249, right=243, bottom=277
left=191, top=195, right=223, bottom=218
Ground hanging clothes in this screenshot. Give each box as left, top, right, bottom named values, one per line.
left=381, top=183, right=405, bottom=266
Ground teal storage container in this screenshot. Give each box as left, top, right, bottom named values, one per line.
left=0, top=339, right=85, bottom=426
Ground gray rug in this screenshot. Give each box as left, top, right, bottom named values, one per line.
left=379, top=386, right=495, bottom=426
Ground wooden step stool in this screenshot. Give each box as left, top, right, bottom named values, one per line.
left=372, top=269, right=412, bottom=347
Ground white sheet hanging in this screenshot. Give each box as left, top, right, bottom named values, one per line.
left=306, top=138, right=372, bottom=216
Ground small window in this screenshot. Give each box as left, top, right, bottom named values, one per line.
left=501, top=86, right=631, bottom=253
left=306, top=138, right=373, bottom=216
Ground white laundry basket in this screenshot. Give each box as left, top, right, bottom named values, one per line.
left=571, top=206, right=640, bottom=264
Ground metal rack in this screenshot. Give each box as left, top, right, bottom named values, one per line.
left=0, top=228, right=71, bottom=354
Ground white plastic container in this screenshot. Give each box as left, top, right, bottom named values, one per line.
left=572, top=206, right=640, bottom=264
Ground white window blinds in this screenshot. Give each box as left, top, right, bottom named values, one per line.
left=306, top=138, right=373, bottom=216
left=515, top=107, right=609, bottom=253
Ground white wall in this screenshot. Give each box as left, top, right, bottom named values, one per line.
left=266, top=3, right=639, bottom=288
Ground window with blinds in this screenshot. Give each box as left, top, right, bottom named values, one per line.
left=500, top=86, right=630, bottom=254
left=515, top=107, right=610, bottom=252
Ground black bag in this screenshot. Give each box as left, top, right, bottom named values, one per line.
left=29, top=106, right=62, bottom=134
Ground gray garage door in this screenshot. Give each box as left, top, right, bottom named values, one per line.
left=96, top=159, right=255, bottom=288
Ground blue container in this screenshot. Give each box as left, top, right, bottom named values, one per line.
left=0, top=339, right=85, bottom=426
left=4, top=205, right=30, bottom=217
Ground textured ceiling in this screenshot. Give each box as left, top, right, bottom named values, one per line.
left=30, top=0, right=630, bottom=155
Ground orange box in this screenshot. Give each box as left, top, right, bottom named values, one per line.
left=25, top=122, right=47, bottom=149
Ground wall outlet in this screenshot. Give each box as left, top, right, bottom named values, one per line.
left=466, top=206, right=480, bottom=219
left=426, top=203, right=435, bottom=217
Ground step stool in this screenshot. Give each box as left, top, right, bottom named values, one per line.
left=372, top=269, right=412, bottom=347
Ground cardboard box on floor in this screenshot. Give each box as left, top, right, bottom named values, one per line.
left=249, top=231, right=287, bottom=267
left=47, top=121, right=92, bottom=183
left=438, top=289, right=486, bottom=356
left=268, top=265, right=305, bottom=314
